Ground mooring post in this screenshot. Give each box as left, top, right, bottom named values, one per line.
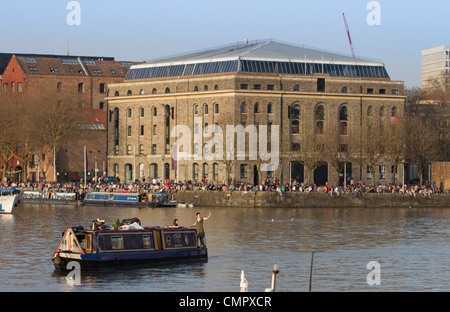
left=265, top=264, right=280, bottom=292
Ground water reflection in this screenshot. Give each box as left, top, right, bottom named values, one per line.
left=0, top=203, right=449, bottom=291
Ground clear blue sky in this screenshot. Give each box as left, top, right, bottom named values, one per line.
left=1, top=0, right=449, bottom=88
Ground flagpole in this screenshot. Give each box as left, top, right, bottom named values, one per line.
left=84, top=145, right=87, bottom=186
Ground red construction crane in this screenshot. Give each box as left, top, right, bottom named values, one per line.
left=342, top=13, right=355, bottom=58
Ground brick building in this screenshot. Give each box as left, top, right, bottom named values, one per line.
left=0, top=53, right=134, bottom=182
left=107, top=40, right=406, bottom=186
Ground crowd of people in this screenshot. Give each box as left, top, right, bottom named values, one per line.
left=1, top=175, right=448, bottom=198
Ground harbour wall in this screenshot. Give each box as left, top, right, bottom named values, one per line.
left=174, top=191, right=450, bottom=208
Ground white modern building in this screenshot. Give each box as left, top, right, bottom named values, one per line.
left=421, top=45, right=450, bottom=88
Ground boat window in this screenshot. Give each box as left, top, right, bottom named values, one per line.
left=85, top=235, right=92, bottom=253
left=111, top=236, right=124, bottom=249
left=143, top=235, right=152, bottom=249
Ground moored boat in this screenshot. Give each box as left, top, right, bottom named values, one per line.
left=83, top=191, right=178, bottom=207
left=52, top=218, right=208, bottom=270
left=0, top=189, right=20, bottom=214
left=20, top=190, right=78, bottom=204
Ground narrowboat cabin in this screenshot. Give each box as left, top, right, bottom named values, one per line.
left=52, top=219, right=207, bottom=270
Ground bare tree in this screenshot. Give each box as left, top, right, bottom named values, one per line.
left=29, top=94, right=83, bottom=180
left=322, top=122, right=355, bottom=185
left=383, top=121, right=406, bottom=185
left=357, top=120, right=386, bottom=185
left=293, top=121, right=325, bottom=184
left=403, top=116, right=440, bottom=186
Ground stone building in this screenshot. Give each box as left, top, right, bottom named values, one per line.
left=0, top=53, right=134, bottom=182
left=107, top=40, right=406, bottom=186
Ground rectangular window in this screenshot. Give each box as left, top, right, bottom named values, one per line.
left=379, top=166, right=386, bottom=179
left=193, top=143, right=198, bottom=155
left=317, top=78, right=325, bottom=92
left=99, top=83, right=106, bottom=93
left=143, top=235, right=152, bottom=249
left=367, top=88, right=374, bottom=94
left=127, top=126, right=131, bottom=136
left=152, top=144, right=157, bottom=154
left=391, top=89, right=398, bottom=95
left=111, top=236, right=124, bottom=249
left=379, top=89, right=386, bottom=94
left=153, top=125, right=157, bottom=135
left=140, top=125, right=144, bottom=136
left=240, top=164, right=248, bottom=179
left=267, top=84, right=274, bottom=90
left=240, top=84, right=248, bottom=90
left=253, top=84, right=261, bottom=90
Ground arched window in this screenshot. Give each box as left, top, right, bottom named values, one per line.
left=153, top=107, right=157, bottom=116
left=213, top=163, right=219, bottom=181
left=204, top=104, right=209, bottom=114
left=341, top=86, right=348, bottom=93
left=315, top=104, right=325, bottom=134
left=193, top=163, right=199, bottom=180
left=139, top=89, right=144, bottom=95
left=290, top=104, right=300, bottom=134
left=391, top=106, right=397, bottom=117
left=290, top=104, right=300, bottom=119
left=203, top=163, right=209, bottom=178
left=152, top=88, right=157, bottom=94
left=240, top=102, right=247, bottom=113
left=114, top=164, right=119, bottom=177
left=149, top=163, right=158, bottom=179
left=204, top=85, right=208, bottom=91
left=114, top=91, right=119, bottom=96
left=165, top=87, right=170, bottom=93
left=127, top=108, right=132, bottom=118
left=214, top=85, right=219, bottom=90
left=293, top=84, right=300, bottom=91
left=78, top=83, right=84, bottom=93
left=379, top=106, right=385, bottom=117
left=339, top=106, right=348, bottom=121
left=140, top=107, right=144, bottom=117
left=254, top=103, right=260, bottom=114
left=267, top=103, right=273, bottom=114
left=127, top=90, right=132, bottom=96
left=315, top=105, right=325, bottom=121
left=194, top=104, right=199, bottom=115
left=215, top=103, right=219, bottom=114
left=194, top=86, right=199, bottom=91
left=57, top=82, right=63, bottom=92
left=339, top=106, right=349, bottom=135
left=367, top=105, right=373, bottom=116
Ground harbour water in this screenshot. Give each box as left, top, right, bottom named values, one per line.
left=0, top=202, right=449, bottom=292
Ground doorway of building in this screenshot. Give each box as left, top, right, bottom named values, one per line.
left=253, top=165, right=259, bottom=186
left=314, top=163, right=328, bottom=186
left=125, top=164, right=132, bottom=183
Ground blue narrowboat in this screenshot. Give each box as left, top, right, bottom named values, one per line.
left=83, top=191, right=177, bottom=207
left=52, top=220, right=207, bottom=270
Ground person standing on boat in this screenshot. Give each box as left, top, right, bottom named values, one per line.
left=190, top=212, right=211, bottom=247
